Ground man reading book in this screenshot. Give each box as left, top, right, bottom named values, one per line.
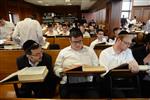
left=99, top=31, right=139, bottom=73
left=54, top=28, right=99, bottom=98
left=16, top=40, right=57, bottom=98
left=99, top=31, right=139, bottom=97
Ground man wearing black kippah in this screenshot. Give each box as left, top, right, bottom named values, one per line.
left=99, top=31, right=139, bottom=97
left=16, top=40, right=57, bottom=98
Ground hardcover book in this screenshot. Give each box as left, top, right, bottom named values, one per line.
left=0, top=66, right=48, bottom=83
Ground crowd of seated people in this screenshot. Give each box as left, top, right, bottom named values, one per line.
left=1, top=14, right=150, bottom=99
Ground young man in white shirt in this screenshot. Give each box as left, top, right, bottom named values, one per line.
left=99, top=31, right=139, bottom=97
left=99, top=30, right=139, bottom=73
left=54, top=28, right=99, bottom=98
left=90, top=29, right=107, bottom=49
left=12, top=16, right=44, bottom=46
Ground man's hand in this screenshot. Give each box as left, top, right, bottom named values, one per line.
left=128, top=60, right=139, bottom=73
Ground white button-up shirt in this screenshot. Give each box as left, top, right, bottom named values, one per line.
left=54, top=45, right=99, bottom=84
left=12, top=18, right=44, bottom=46
left=99, top=46, right=134, bottom=72
left=90, top=38, right=107, bottom=49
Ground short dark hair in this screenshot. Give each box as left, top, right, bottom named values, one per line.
left=23, top=40, right=40, bottom=55
left=144, top=34, right=150, bottom=44
left=113, top=27, right=120, bottom=32
left=118, top=30, right=129, bottom=35
left=0, top=16, right=3, bottom=20
left=69, top=28, right=83, bottom=38
left=96, top=29, right=103, bottom=33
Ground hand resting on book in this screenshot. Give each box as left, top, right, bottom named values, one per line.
left=128, top=60, right=139, bottom=73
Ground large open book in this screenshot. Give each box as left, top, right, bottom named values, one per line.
left=0, top=66, right=48, bottom=83
left=139, top=65, right=150, bottom=71
left=63, top=64, right=106, bottom=72
left=100, top=63, right=129, bottom=77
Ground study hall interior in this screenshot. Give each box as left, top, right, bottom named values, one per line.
left=0, top=0, right=150, bottom=99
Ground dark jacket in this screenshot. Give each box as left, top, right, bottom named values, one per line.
left=16, top=52, right=57, bottom=98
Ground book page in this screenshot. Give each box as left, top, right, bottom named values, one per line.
left=42, top=42, right=50, bottom=49
left=82, top=65, right=106, bottom=72
left=139, top=65, right=150, bottom=71
left=18, top=66, right=46, bottom=75
left=0, top=67, right=27, bottom=83
left=18, top=66, right=48, bottom=82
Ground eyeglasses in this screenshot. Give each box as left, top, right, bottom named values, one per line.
left=122, top=40, right=132, bottom=46
left=31, top=50, right=43, bottom=57
left=71, top=40, right=83, bottom=44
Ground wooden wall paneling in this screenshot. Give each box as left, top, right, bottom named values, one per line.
left=0, top=0, right=9, bottom=20
left=132, top=7, right=143, bottom=22
left=0, top=50, right=24, bottom=80
left=106, top=0, right=122, bottom=36
left=142, top=8, right=150, bottom=22
left=132, top=6, right=150, bottom=23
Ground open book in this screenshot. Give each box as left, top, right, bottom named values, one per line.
left=100, top=63, right=129, bottom=77
left=139, top=65, right=150, bottom=71
left=63, top=64, right=106, bottom=72
left=42, top=42, right=50, bottom=49
left=0, top=66, right=48, bottom=83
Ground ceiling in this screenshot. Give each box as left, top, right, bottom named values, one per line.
left=24, top=0, right=150, bottom=11
left=24, top=0, right=98, bottom=10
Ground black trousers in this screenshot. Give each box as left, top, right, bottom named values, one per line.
left=59, top=82, right=100, bottom=99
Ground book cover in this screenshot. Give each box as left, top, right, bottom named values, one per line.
left=63, top=65, right=82, bottom=72
left=18, top=66, right=48, bottom=82
left=0, top=67, right=27, bottom=83
left=0, top=66, right=48, bottom=83
left=101, top=63, right=129, bottom=77
left=139, top=65, right=150, bottom=71
left=82, top=65, right=106, bottom=72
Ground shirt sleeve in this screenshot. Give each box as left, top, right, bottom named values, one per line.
left=35, top=21, right=44, bottom=45
left=54, top=51, right=64, bottom=77
left=89, top=48, right=99, bottom=66
left=12, top=23, right=20, bottom=44
left=99, top=50, right=110, bottom=71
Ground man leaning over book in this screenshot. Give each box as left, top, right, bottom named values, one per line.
left=99, top=31, right=139, bottom=97
left=54, top=28, right=99, bottom=98
left=16, top=40, right=58, bottom=98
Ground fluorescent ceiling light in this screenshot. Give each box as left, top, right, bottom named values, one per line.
left=37, top=0, right=43, bottom=3
left=65, top=0, right=70, bottom=2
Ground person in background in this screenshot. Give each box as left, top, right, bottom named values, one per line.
left=132, top=34, right=150, bottom=97
left=145, top=19, right=150, bottom=33
left=54, top=28, right=99, bottom=98
left=90, top=29, right=107, bottom=49
left=131, top=16, right=137, bottom=25
left=12, top=15, right=44, bottom=46
left=126, top=24, right=135, bottom=32
left=79, top=24, right=90, bottom=38
left=121, top=15, right=127, bottom=29
left=45, top=23, right=58, bottom=36
left=108, top=27, right=120, bottom=44
left=16, top=40, right=58, bottom=98
left=41, top=23, right=48, bottom=35
left=59, top=24, right=70, bottom=36
left=0, top=16, right=14, bottom=40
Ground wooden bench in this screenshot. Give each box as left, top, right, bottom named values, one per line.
left=0, top=49, right=101, bottom=98
left=0, top=49, right=101, bottom=80
left=46, top=37, right=95, bottom=49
